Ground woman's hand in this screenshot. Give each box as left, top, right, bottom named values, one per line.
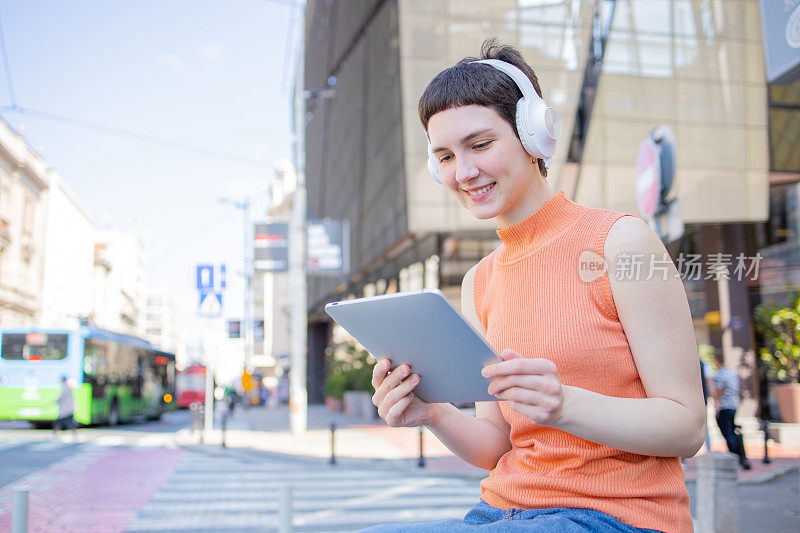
left=372, top=358, right=436, bottom=427
left=482, top=349, right=564, bottom=426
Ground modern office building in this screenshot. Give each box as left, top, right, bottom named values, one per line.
left=302, top=0, right=798, bottom=413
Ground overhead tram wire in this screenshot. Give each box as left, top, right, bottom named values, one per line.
left=157, top=211, right=241, bottom=260
left=258, top=0, right=299, bottom=7
left=0, top=14, right=17, bottom=109
left=280, top=0, right=300, bottom=97
left=0, top=105, right=271, bottom=169
left=156, top=189, right=269, bottom=259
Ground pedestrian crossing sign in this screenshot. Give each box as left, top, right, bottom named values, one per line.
left=198, top=291, right=223, bottom=318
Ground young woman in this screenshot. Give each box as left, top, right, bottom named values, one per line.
left=365, top=40, right=705, bottom=532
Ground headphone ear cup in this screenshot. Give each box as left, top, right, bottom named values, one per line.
left=516, top=97, right=559, bottom=164
left=427, top=141, right=443, bottom=184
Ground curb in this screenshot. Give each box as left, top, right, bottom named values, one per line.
left=683, top=465, right=799, bottom=486
left=181, top=442, right=799, bottom=486
left=739, top=465, right=799, bottom=485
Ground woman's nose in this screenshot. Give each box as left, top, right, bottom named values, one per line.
left=455, top=156, right=479, bottom=183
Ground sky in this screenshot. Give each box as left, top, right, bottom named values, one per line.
left=0, top=0, right=298, bottom=354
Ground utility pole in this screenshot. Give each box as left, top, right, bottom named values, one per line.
left=288, top=2, right=336, bottom=436
left=289, top=0, right=308, bottom=436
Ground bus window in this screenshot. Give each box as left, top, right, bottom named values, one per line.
left=83, top=339, right=108, bottom=398
left=1, top=333, right=69, bottom=360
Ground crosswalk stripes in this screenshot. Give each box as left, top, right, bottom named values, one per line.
left=128, top=452, right=481, bottom=532
left=0, top=440, right=29, bottom=453
left=25, top=440, right=75, bottom=452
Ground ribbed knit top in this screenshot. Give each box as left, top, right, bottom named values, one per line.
left=473, top=191, right=692, bottom=533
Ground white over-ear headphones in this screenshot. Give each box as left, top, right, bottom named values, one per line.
left=426, top=59, right=562, bottom=184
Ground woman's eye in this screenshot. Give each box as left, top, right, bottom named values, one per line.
left=438, top=154, right=453, bottom=164
left=474, top=141, right=492, bottom=150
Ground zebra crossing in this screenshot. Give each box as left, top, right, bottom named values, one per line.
left=128, top=451, right=482, bottom=532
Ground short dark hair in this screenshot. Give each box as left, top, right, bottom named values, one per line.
left=418, top=38, right=548, bottom=178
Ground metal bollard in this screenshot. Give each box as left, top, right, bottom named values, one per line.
left=329, top=423, right=336, bottom=465
left=278, top=484, right=293, bottom=533
left=418, top=426, right=425, bottom=468
left=12, top=487, right=28, bottom=533
left=221, top=411, right=228, bottom=449
left=761, top=420, right=771, bottom=464
left=696, top=452, right=739, bottom=533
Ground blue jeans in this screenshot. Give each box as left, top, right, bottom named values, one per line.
left=359, top=500, right=662, bottom=532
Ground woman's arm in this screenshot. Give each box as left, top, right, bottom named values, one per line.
left=484, top=216, right=706, bottom=458
left=371, top=265, right=511, bottom=470
left=423, top=265, right=511, bottom=470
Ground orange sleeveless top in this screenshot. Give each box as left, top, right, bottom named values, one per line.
left=473, top=191, right=692, bottom=533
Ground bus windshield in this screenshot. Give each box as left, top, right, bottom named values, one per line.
left=0, top=332, right=69, bottom=361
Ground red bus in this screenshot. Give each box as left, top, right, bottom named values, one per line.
left=176, top=364, right=206, bottom=408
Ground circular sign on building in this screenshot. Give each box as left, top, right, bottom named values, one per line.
left=636, top=137, right=661, bottom=219
left=635, top=126, right=682, bottom=243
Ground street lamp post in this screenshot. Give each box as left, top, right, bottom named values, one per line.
left=288, top=3, right=336, bottom=435
left=217, top=196, right=252, bottom=372
left=289, top=4, right=308, bottom=436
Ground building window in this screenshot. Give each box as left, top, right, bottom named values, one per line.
left=22, top=196, right=34, bottom=237
left=769, top=79, right=800, bottom=173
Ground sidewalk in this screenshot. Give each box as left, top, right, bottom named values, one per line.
left=190, top=402, right=800, bottom=483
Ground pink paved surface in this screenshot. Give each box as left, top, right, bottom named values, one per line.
left=0, top=447, right=186, bottom=533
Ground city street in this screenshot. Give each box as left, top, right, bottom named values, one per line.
left=0, top=407, right=798, bottom=532
left=0, top=411, right=481, bottom=532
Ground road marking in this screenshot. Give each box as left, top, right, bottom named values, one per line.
left=93, top=435, right=126, bottom=447
left=26, top=441, right=70, bottom=452
left=293, top=477, right=440, bottom=526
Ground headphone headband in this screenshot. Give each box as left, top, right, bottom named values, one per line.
left=473, top=59, right=541, bottom=103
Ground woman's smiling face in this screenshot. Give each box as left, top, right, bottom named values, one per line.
left=427, top=105, right=539, bottom=227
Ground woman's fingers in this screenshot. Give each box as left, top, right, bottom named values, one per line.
left=495, top=386, right=548, bottom=406
left=481, top=357, right=557, bottom=379
left=488, top=374, right=558, bottom=396
left=371, top=358, right=392, bottom=390
left=384, top=393, right=415, bottom=426
left=377, top=373, right=420, bottom=419
left=372, top=363, right=413, bottom=407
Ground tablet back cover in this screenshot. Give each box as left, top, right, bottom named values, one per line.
left=325, top=290, right=498, bottom=403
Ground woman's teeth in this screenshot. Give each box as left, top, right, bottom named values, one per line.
left=467, top=183, right=495, bottom=197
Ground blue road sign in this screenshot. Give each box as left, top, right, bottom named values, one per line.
left=196, top=265, right=214, bottom=291
left=196, top=264, right=227, bottom=292
left=198, top=291, right=223, bottom=318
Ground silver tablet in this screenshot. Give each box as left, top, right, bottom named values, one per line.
left=325, top=289, right=500, bottom=404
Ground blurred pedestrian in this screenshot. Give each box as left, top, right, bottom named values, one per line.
left=53, top=376, right=77, bottom=438
left=227, top=388, right=238, bottom=415
left=713, top=351, right=751, bottom=469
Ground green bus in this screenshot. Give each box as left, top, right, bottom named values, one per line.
left=0, top=325, right=176, bottom=427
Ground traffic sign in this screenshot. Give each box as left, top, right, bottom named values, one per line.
left=196, top=264, right=226, bottom=292
left=199, top=292, right=223, bottom=318
left=196, top=265, right=214, bottom=291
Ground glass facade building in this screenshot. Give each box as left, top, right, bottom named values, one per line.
left=303, top=0, right=797, bottom=413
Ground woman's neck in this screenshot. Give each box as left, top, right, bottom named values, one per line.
left=495, top=175, right=554, bottom=229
